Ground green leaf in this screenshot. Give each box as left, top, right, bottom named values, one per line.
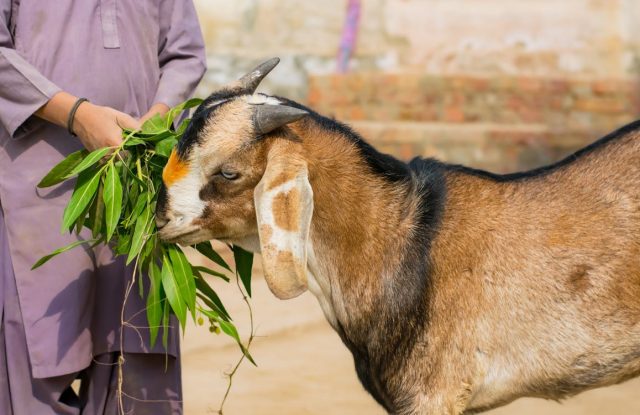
left=32, top=238, right=96, bottom=269
left=139, top=233, right=155, bottom=269
left=88, top=179, right=105, bottom=238
left=103, top=163, right=123, bottom=241
left=37, top=150, right=88, bottom=188
left=171, top=97, right=203, bottom=114
left=194, top=271, right=231, bottom=321
left=167, top=245, right=196, bottom=318
left=233, top=245, right=254, bottom=297
left=194, top=265, right=230, bottom=282
left=61, top=167, right=103, bottom=233
left=124, top=177, right=138, bottom=206
left=161, top=253, right=187, bottom=329
left=124, top=190, right=147, bottom=228
left=196, top=293, right=229, bottom=323
left=126, top=203, right=152, bottom=264
left=124, top=138, right=146, bottom=147
left=114, top=232, right=132, bottom=256
left=143, top=130, right=174, bottom=143
left=147, top=260, right=163, bottom=347
left=141, top=114, right=169, bottom=135
left=162, top=297, right=170, bottom=349
left=164, top=98, right=203, bottom=128
left=74, top=192, right=96, bottom=234
left=68, top=147, right=111, bottom=177
left=155, top=137, right=178, bottom=157
left=176, top=118, right=191, bottom=135
left=219, top=319, right=256, bottom=366
left=217, top=319, right=241, bottom=344
left=198, top=304, right=220, bottom=321
left=194, top=242, right=231, bottom=271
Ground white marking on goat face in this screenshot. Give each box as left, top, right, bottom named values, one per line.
left=247, top=93, right=282, bottom=106
left=159, top=150, right=208, bottom=242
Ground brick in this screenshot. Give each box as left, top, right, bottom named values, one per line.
left=547, top=79, right=571, bottom=94
left=517, top=77, right=545, bottom=92
left=574, top=97, right=627, bottom=114
left=443, top=106, right=465, bottom=123
left=591, top=79, right=621, bottom=96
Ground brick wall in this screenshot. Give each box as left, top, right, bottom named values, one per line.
left=307, top=74, right=640, bottom=172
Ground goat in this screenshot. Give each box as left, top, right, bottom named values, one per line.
left=156, top=58, right=640, bottom=414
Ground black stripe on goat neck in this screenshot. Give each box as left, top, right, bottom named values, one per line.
left=341, top=161, right=446, bottom=412
left=276, top=98, right=449, bottom=410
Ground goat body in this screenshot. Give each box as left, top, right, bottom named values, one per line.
left=157, top=59, right=640, bottom=414
left=287, top=113, right=640, bottom=414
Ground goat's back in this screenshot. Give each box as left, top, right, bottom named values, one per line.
left=425, top=125, right=640, bottom=409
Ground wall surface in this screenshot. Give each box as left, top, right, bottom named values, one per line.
left=192, top=0, right=640, bottom=172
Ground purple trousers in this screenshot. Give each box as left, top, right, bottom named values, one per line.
left=0, top=205, right=182, bottom=414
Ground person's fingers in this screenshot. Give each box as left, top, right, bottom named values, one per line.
left=117, top=113, right=142, bottom=131
left=139, top=110, right=154, bottom=124
left=106, top=135, right=123, bottom=147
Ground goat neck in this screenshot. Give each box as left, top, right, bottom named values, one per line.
left=288, top=118, right=444, bottom=410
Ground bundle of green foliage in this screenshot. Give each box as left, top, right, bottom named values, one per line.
left=34, top=99, right=253, bottom=363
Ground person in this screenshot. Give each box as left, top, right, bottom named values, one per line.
left=0, top=1, right=206, bottom=414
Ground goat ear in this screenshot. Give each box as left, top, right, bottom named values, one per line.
left=231, top=57, right=280, bottom=94
left=253, top=104, right=308, bottom=135
left=254, top=141, right=313, bottom=299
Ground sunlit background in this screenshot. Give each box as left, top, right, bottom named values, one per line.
left=181, top=1, right=640, bottom=413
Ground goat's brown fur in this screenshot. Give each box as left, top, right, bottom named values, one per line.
left=157, top=60, right=640, bottom=414
left=292, top=119, right=640, bottom=413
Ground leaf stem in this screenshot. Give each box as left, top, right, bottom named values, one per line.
left=217, top=268, right=255, bottom=415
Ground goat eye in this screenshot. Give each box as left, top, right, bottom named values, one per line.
left=220, top=170, right=239, bottom=180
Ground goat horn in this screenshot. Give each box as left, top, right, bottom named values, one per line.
left=237, top=57, right=281, bottom=94
left=254, top=105, right=309, bottom=135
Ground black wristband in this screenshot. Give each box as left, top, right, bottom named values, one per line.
left=67, top=98, right=89, bottom=136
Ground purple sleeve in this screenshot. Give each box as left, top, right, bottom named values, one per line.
left=153, top=0, right=207, bottom=108
left=0, top=0, right=61, bottom=137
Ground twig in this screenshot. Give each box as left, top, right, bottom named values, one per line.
left=217, top=265, right=256, bottom=414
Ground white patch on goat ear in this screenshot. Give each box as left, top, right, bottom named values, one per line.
left=258, top=180, right=304, bottom=250
left=247, top=93, right=282, bottom=106
left=255, top=170, right=313, bottom=300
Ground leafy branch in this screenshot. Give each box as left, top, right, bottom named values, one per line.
left=33, top=99, right=255, bottom=364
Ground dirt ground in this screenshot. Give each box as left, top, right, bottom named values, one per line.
left=181, top=253, right=640, bottom=415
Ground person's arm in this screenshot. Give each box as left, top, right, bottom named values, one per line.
left=141, top=0, right=206, bottom=122
left=0, top=0, right=60, bottom=138
left=0, top=1, right=139, bottom=150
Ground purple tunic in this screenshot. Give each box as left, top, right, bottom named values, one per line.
left=0, top=0, right=206, bottom=379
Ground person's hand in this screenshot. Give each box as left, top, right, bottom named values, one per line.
left=140, top=103, right=170, bottom=125
left=73, top=102, right=141, bottom=151
left=35, top=92, right=141, bottom=152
